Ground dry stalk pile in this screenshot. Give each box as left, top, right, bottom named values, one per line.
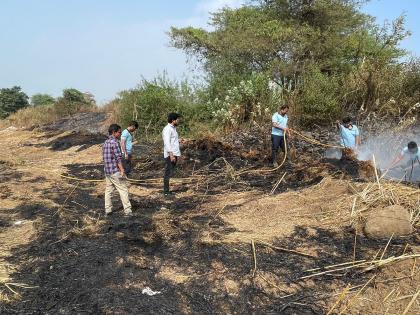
left=350, top=179, right=420, bottom=230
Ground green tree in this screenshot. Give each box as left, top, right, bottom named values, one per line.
left=62, top=88, right=86, bottom=103
left=55, top=88, right=95, bottom=116
left=31, top=93, right=55, bottom=106
left=0, top=86, right=29, bottom=118
left=170, top=0, right=411, bottom=125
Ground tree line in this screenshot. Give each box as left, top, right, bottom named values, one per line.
left=0, top=87, right=95, bottom=119
left=3, top=1, right=419, bottom=134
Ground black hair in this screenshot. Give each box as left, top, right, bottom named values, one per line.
left=407, top=141, right=418, bottom=150
left=168, top=112, right=181, bottom=123
left=279, top=105, right=289, bottom=110
left=342, top=117, right=352, bottom=124
left=128, top=120, right=139, bottom=128
left=108, top=124, right=121, bottom=135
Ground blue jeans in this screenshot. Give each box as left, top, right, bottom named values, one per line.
left=271, top=134, right=286, bottom=163
left=123, top=154, right=132, bottom=175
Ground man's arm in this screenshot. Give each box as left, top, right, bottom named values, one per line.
left=121, top=138, right=127, bottom=157
left=272, top=121, right=281, bottom=129
left=388, top=154, right=404, bottom=169
left=272, top=121, right=289, bottom=133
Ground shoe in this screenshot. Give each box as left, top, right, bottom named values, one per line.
left=105, top=211, right=112, bottom=217
left=164, top=191, right=175, bottom=197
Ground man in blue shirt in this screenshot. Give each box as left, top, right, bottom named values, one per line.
left=271, top=105, right=290, bottom=167
left=337, top=117, right=361, bottom=150
left=121, top=120, right=139, bottom=176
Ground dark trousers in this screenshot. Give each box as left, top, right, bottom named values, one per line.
left=164, top=156, right=177, bottom=193
left=271, top=134, right=286, bottom=163
left=122, top=154, right=132, bottom=175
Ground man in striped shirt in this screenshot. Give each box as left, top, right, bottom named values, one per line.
left=103, top=124, right=132, bottom=216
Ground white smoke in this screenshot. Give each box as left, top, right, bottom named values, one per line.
left=357, top=127, right=420, bottom=182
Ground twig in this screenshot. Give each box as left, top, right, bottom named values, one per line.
left=383, top=288, right=396, bottom=302
left=327, top=284, right=351, bottom=315
left=270, top=172, right=287, bottom=195
left=353, top=231, right=357, bottom=264
left=3, top=283, right=20, bottom=296
left=372, top=154, right=383, bottom=197
left=401, top=289, right=420, bottom=315
left=379, top=233, right=394, bottom=261
left=256, top=240, right=316, bottom=258
left=338, top=275, right=376, bottom=314
left=300, top=254, right=420, bottom=280
left=305, top=260, right=367, bottom=273
left=251, top=239, right=257, bottom=278
left=53, top=182, right=80, bottom=216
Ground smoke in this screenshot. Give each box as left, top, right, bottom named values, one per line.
left=357, top=127, right=420, bottom=182
left=324, top=125, right=420, bottom=183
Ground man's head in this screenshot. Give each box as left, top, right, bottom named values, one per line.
left=407, top=141, right=418, bottom=154
left=278, top=105, right=289, bottom=116
left=127, top=120, right=139, bottom=132
left=108, top=124, right=122, bottom=139
left=168, top=112, right=181, bottom=126
left=342, top=117, right=352, bottom=128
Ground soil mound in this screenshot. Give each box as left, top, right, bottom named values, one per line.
left=364, top=205, right=413, bottom=239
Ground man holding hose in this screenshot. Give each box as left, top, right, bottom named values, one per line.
left=271, top=105, right=291, bottom=167
left=388, top=141, right=420, bottom=181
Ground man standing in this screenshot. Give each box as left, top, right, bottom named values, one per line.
left=162, top=113, right=181, bottom=196
left=121, top=120, right=139, bottom=176
left=103, top=124, right=132, bottom=216
left=337, top=117, right=361, bottom=150
left=271, top=105, right=290, bottom=167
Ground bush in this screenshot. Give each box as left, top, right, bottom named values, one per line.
left=0, top=86, right=29, bottom=119
left=54, top=88, right=96, bottom=117
left=295, top=67, right=342, bottom=126
left=115, top=75, right=203, bottom=138
left=31, top=94, right=55, bottom=106
left=209, top=73, right=278, bottom=130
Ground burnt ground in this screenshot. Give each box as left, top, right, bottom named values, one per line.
left=0, top=128, right=419, bottom=314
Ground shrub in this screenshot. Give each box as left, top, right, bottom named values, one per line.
left=295, top=67, right=342, bottom=126
left=31, top=94, right=55, bottom=106
left=0, top=86, right=29, bottom=119
left=210, top=73, right=277, bottom=130
left=115, top=75, right=203, bottom=138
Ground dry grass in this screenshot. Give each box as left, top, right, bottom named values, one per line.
left=350, top=179, right=420, bottom=229
left=1, top=105, right=59, bottom=128
left=0, top=105, right=102, bottom=129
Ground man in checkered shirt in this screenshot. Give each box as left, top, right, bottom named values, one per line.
left=103, top=124, right=132, bottom=216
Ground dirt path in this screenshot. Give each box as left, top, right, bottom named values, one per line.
left=0, top=127, right=419, bottom=314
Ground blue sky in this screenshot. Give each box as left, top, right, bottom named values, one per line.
left=0, top=0, right=419, bottom=104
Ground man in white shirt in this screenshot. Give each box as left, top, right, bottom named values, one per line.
left=389, top=141, right=420, bottom=181
left=162, top=113, right=181, bottom=196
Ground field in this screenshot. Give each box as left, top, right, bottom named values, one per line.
left=0, top=113, right=419, bottom=314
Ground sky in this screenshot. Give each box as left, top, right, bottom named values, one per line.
left=0, top=0, right=419, bottom=104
